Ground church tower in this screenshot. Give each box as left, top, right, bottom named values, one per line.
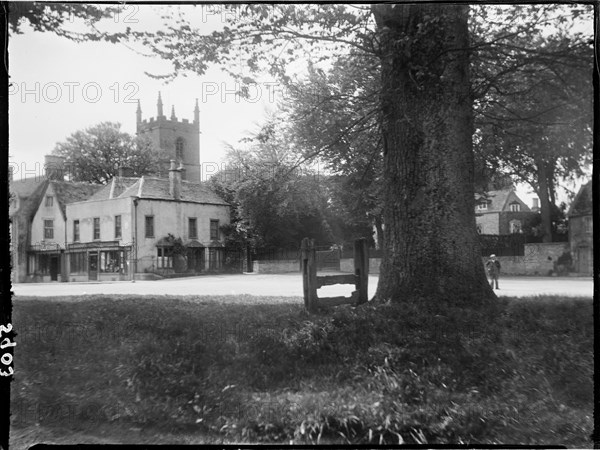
left=136, top=92, right=201, bottom=182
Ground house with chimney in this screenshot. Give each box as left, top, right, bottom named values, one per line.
left=474, top=189, right=539, bottom=235
left=64, top=161, right=229, bottom=282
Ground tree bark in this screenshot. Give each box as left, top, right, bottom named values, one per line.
left=372, top=4, right=495, bottom=304
left=535, top=156, right=554, bottom=243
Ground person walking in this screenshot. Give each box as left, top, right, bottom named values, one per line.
left=486, top=254, right=501, bottom=289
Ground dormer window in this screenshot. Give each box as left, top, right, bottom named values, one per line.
left=509, top=202, right=520, bottom=212
left=477, top=202, right=488, bottom=211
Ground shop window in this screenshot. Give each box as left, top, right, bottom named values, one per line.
left=69, top=252, right=87, bottom=273
left=99, top=249, right=128, bottom=273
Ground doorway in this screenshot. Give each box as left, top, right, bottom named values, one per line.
left=89, top=253, right=98, bottom=281
left=50, top=256, right=59, bottom=281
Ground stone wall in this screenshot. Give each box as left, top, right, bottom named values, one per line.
left=256, top=243, right=571, bottom=276
left=253, top=260, right=300, bottom=274
left=482, top=242, right=570, bottom=276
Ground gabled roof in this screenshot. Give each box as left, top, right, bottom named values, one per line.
left=36, top=181, right=104, bottom=220
left=9, top=177, right=48, bottom=218
left=92, top=175, right=229, bottom=205
left=568, top=181, right=592, bottom=217
left=9, top=177, right=46, bottom=199
left=475, top=189, right=531, bottom=213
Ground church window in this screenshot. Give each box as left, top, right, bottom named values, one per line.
left=175, top=137, right=185, bottom=161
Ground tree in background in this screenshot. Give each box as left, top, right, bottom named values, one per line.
left=209, top=118, right=337, bottom=250
left=53, top=122, right=162, bottom=184
left=470, top=5, right=593, bottom=242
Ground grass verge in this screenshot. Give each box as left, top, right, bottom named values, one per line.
left=11, top=294, right=593, bottom=446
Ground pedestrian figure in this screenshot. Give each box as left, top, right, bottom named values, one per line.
left=486, top=254, right=501, bottom=289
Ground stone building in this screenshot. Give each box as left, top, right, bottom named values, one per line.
left=568, top=181, right=593, bottom=274
left=65, top=161, right=229, bottom=282
left=474, top=189, right=538, bottom=235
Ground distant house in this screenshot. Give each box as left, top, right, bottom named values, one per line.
left=475, top=189, right=538, bottom=235
left=65, top=161, right=230, bottom=282
left=568, top=181, right=593, bottom=274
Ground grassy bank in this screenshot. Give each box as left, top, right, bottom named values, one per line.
left=11, top=294, right=593, bottom=446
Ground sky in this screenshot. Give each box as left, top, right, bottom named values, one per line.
left=8, top=4, right=283, bottom=182
left=8, top=4, right=591, bottom=206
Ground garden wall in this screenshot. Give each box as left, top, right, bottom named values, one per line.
left=254, top=242, right=570, bottom=276
left=484, top=242, right=569, bottom=275
left=253, top=260, right=300, bottom=274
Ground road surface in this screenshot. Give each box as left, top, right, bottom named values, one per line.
left=11, top=273, right=593, bottom=299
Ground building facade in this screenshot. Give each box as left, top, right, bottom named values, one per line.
left=568, top=181, right=593, bottom=274
left=475, top=189, right=538, bottom=235
left=64, top=162, right=229, bottom=282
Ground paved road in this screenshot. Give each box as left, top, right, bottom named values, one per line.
left=11, top=273, right=593, bottom=299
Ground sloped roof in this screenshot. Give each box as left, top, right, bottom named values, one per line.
left=9, top=178, right=48, bottom=218
left=568, top=181, right=592, bottom=217
left=475, top=189, right=531, bottom=212
left=97, top=175, right=228, bottom=205
left=87, top=177, right=139, bottom=201
left=38, top=181, right=104, bottom=219
left=52, top=181, right=104, bottom=214
left=9, top=177, right=46, bottom=199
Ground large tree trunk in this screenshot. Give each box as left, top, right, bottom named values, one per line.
left=372, top=4, right=494, bottom=304
left=535, top=156, right=554, bottom=243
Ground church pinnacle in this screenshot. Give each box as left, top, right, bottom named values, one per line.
left=157, top=91, right=164, bottom=117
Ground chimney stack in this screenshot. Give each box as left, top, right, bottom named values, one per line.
left=169, top=160, right=182, bottom=200
left=44, top=155, right=65, bottom=181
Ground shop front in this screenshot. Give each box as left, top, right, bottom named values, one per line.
left=27, top=243, right=65, bottom=282
left=67, top=241, right=132, bottom=282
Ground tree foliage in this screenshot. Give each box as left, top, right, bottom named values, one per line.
left=53, top=122, right=162, bottom=184
left=470, top=5, right=593, bottom=241
left=7, top=2, right=127, bottom=42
